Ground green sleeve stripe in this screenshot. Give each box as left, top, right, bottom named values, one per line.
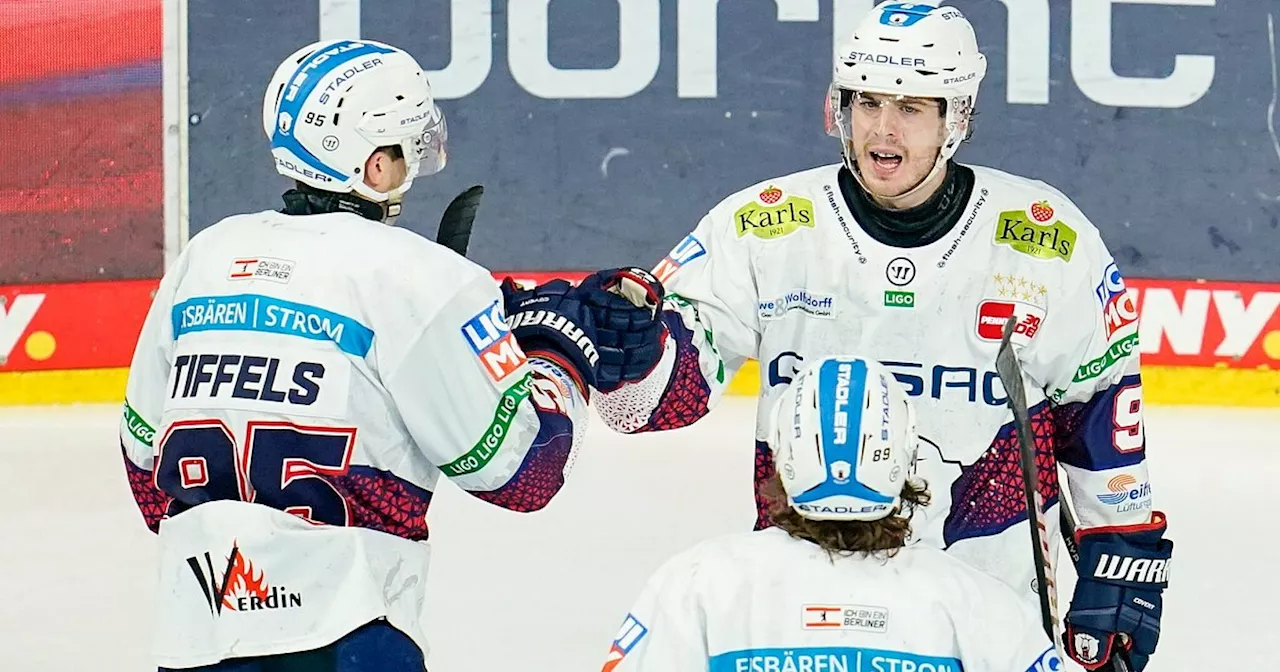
left=440, top=374, right=533, bottom=477
left=123, top=399, right=158, bottom=447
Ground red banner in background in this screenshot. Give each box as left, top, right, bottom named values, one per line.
left=0, top=0, right=164, bottom=286
left=0, top=275, right=1275, bottom=373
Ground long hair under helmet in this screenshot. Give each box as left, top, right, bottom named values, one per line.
left=263, top=39, right=448, bottom=211
left=825, top=3, right=987, bottom=200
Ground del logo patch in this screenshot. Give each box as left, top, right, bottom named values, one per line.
left=602, top=613, right=648, bottom=672
left=461, top=300, right=526, bottom=382
left=653, top=234, right=707, bottom=284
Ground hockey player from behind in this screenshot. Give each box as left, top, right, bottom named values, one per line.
left=602, top=356, right=1063, bottom=672
left=592, top=3, right=1173, bottom=670
left=118, top=39, right=656, bottom=671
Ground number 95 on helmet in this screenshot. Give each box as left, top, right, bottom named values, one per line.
left=263, top=39, right=447, bottom=203
left=768, top=357, right=921, bottom=522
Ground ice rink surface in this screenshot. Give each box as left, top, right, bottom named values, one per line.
left=2, top=398, right=1276, bottom=672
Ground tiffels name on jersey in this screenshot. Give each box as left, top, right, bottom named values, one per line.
left=759, top=290, right=835, bottom=320
left=653, top=233, right=707, bottom=283
left=228, top=256, right=295, bottom=284
left=735, top=186, right=814, bottom=240
left=802, top=604, right=889, bottom=632
left=462, top=300, right=526, bottom=382
left=168, top=353, right=323, bottom=404
left=994, top=208, right=1076, bottom=262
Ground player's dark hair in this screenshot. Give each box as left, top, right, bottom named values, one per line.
left=761, top=472, right=930, bottom=561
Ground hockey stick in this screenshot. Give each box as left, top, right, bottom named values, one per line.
left=436, top=184, right=484, bottom=256
left=993, top=319, right=1059, bottom=643
left=994, top=320, right=1132, bottom=672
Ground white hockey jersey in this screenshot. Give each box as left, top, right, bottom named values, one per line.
left=602, top=527, right=1061, bottom=672
left=119, top=209, right=586, bottom=667
left=596, top=162, right=1156, bottom=600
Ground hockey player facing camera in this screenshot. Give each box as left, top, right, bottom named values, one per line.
left=602, top=357, right=1063, bottom=672
left=593, top=3, right=1173, bottom=670
left=119, top=39, right=656, bottom=671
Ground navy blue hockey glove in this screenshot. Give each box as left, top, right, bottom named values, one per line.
left=500, top=277, right=602, bottom=394
left=573, top=267, right=666, bottom=393
left=1064, top=512, right=1172, bottom=672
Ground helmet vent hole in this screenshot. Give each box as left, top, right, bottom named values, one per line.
left=395, top=95, right=405, bottom=101
left=922, top=43, right=935, bottom=48
left=336, top=97, right=345, bottom=108
left=915, top=70, right=936, bottom=76
left=861, top=75, right=868, bottom=81
left=879, top=37, right=899, bottom=42
left=332, top=113, right=340, bottom=126
left=896, top=78, right=903, bottom=85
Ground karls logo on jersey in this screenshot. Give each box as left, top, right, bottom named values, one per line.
left=993, top=207, right=1076, bottom=262
left=461, top=300, right=526, bottom=382
left=0, top=293, right=46, bottom=364
left=1095, top=473, right=1152, bottom=513
left=976, top=300, right=1046, bottom=343
left=653, top=234, right=706, bottom=284
left=758, top=290, right=836, bottom=320
left=734, top=185, right=815, bottom=240
left=1096, top=263, right=1138, bottom=339
left=602, top=613, right=648, bottom=672
left=187, top=543, right=303, bottom=617
left=802, top=604, right=889, bottom=632
left=228, top=256, right=295, bottom=284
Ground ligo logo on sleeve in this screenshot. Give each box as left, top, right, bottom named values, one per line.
left=461, top=300, right=526, bottom=382
left=602, top=613, right=648, bottom=672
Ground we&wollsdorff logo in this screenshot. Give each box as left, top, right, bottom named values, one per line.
left=187, top=542, right=303, bottom=616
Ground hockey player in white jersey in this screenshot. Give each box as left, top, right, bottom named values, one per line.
left=592, top=3, right=1173, bottom=670
left=602, top=356, right=1062, bottom=672
left=118, top=39, right=658, bottom=671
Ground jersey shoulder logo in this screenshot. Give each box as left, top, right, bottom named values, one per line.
left=733, top=184, right=815, bottom=240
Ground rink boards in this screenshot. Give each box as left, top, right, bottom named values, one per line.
left=0, top=272, right=1275, bottom=407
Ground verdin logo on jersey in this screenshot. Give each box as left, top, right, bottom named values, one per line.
left=1096, top=262, right=1138, bottom=338
left=653, top=233, right=706, bottom=284
left=993, top=207, right=1076, bottom=262
left=187, top=543, right=304, bottom=617
left=461, top=300, right=526, bottom=382
left=976, top=300, right=1046, bottom=343
left=734, top=186, right=815, bottom=240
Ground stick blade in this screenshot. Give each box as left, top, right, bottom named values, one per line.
left=435, top=184, right=484, bottom=256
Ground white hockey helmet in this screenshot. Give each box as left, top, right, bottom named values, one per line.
left=263, top=39, right=447, bottom=203
left=769, top=356, right=920, bottom=522
left=825, top=3, right=987, bottom=187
